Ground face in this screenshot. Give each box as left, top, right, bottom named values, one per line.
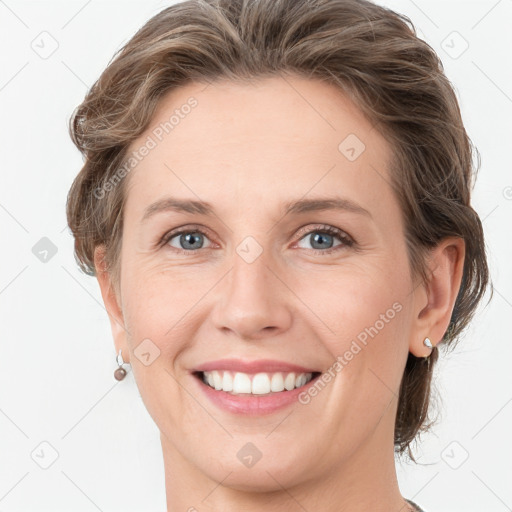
left=101, top=75, right=423, bottom=491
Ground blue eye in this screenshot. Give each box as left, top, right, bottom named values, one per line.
left=165, top=229, right=212, bottom=253
left=161, top=224, right=354, bottom=256
left=296, top=225, right=354, bottom=255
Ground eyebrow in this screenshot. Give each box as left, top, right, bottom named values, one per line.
left=141, top=196, right=372, bottom=222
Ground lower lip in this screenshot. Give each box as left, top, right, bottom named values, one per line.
left=191, top=372, right=321, bottom=415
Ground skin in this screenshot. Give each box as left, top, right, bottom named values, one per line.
left=94, top=75, right=465, bottom=512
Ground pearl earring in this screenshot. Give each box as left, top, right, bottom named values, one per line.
left=423, top=337, right=436, bottom=363
left=114, top=348, right=128, bottom=381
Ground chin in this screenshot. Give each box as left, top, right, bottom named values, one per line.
left=200, top=448, right=316, bottom=493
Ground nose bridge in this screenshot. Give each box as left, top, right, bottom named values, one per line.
left=227, top=227, right=275, bottom=296
left=211, top=237, right=292, bottom=338
left=227, top=241, right=276, bottom=311
left=231, top=242, right=271, bottom=297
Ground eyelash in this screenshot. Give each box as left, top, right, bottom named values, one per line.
left=160, top=224, right=355, bottom=256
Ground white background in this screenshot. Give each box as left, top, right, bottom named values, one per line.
left=0, top=0, right=510, bottom=510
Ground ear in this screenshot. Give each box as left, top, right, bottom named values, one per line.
left=409, top=237, right=465, bottom=357
left=94, top=245, right=130, bottom=363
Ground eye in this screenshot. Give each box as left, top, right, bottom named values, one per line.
left=160, top=224, right=355, bottom=256
left=163, top=227, right=213, bottom=254
left=295, top=225, right=354, bottom=255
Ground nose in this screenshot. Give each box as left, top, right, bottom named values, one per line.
left=211, top=250, right=293, bottom=341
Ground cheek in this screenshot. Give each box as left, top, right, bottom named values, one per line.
left=291, top=259, right=410, bottom=396
left=122, top=262, right=205, bottom=335
left=294, top=259, right=406, bottom=341
left=119, top=265, right=213, bottom=414
left=119, top=273, right=198, bottom=431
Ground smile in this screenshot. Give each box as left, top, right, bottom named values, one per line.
left=197, top=370, right=320, bottom=395
left=192, top=370, right=323, bottom=415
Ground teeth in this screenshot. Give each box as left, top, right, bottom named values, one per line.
left=270, top=372, right=284, bottom=392
left=222, top=370, right=233, bottom=391
left=212, top=370, right=223, bottom=390
left=252, top=373, right=271, bottom=394
left=201, top=370, right=315, bottom=395
left=284, top=372, right=296, bottom=391
left=233, top=372, right=252, bottom=393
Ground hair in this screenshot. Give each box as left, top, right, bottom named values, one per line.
left=66, top=0, right=492, bottom=457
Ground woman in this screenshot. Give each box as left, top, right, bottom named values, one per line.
left=66, top=0, right=491, bottom=510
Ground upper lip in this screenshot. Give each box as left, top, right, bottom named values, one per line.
left=192, top=358, right=320, bottom=374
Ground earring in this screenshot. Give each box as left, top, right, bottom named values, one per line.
left=423, top=336, right=435, bottom=361
left=114, top=348, right=128, bottom=381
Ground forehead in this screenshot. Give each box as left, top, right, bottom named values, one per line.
left=122, top=75, right=394, bottom=220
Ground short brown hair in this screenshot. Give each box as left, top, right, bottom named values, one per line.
left=66, top=0, right=492, bottom=456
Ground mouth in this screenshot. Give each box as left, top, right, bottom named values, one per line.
left=192, top=370, right=323, bottom=396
